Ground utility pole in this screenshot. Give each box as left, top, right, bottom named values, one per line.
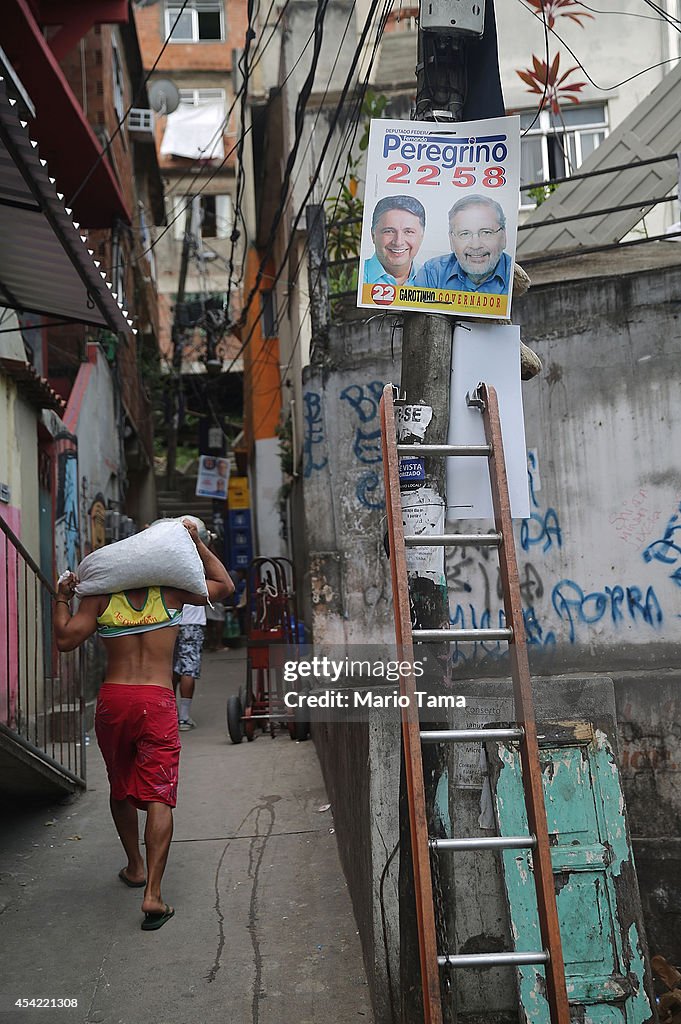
left=397, top=5, right=496, bottom=1023
left=166, top=198, right=195, bottom=490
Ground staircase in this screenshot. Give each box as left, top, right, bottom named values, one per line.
left=0, top=516, right=86, bottom=801
left=155, top=473, right=219, bottom=533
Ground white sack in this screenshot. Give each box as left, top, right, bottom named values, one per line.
left=75, top=519, right=208, bottom=598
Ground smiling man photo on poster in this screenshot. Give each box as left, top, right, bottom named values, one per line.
left=414, top=194, right=511, bottom=295
left=363, top=195, right=426, bottom=287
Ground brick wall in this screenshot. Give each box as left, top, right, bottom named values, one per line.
left=135, top=3, right=248, bottom=74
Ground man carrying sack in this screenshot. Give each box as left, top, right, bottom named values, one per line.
left=54, top=518, right=233, bottom=931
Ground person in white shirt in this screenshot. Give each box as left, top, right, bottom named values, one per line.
left=171, top=516, right=214, bottom=730
left=173, top=601, right=207, bottom=730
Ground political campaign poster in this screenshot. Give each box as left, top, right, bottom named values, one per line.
left=195, top=455, right=230, bottom=499
left=357, top=116, right=520, bottom=319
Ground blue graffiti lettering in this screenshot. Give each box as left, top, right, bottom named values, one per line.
left=521, top=452, right=562, bottom=553
left=356, top=471, right=384, bottom=510
left=520, top=508, right=562, bottom=554
left=643, top=504, right=681, bottom=595
left=353, top=427, right=382, bottom=465
left=303, top=391, right=328, bottom=478
left=523, top=605, right=556, bottom=646
left=552, top=579, right=663, bottom=643
left=340, top=381, right=384, bottom=423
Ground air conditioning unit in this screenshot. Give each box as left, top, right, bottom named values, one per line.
left=128, top=108, right=155, bottom=139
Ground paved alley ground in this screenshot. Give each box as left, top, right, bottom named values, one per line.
left=0, top=648, right=373, bottom=1024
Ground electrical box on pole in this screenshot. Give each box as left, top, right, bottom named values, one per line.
left=420, top=0, right=485, bottom=36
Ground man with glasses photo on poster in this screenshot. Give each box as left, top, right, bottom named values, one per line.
left=414, top=194, right=511, bottom=295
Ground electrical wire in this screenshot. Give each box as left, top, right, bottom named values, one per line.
left=158, top=0, right=388, bottom=398
left=105, top=0, right=296, bottom=274
left=67, top=0, right=191, bottom=209
left=231, top=0, right=390, bottom=372
left=518, top=0, right=681, bottom=90
left=231, top=0, right=357, bottom=294
left=135, top=20, right=321, bottom=267
left=245, top=0, right=394, bottom=417
left=520, top=0, right=550, bottom=136
left=226, top=0, right=258, bottom=305
left=639, top=0, right=681, bottom=30
left=576, top=0, right=675, bottom=19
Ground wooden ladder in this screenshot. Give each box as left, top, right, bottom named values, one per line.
left=379, top=380, right=570, bottom=1024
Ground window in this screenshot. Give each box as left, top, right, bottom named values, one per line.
left=170, top=193, right=232, bottom=240
left=111, top=227, right=127, bottom=309
left=166, top=2, right=224, bottom=42
left=260, top=290, right=278, bottom=339
left=177, top=88, right=226, bottom=110
left=200, top=194, right=232, bottom=238
left=519, top=104, right=608, bottom=206
left=112, top=36, right=125, bottom=122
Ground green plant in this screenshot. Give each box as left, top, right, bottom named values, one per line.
left=527, top=182, right=558, bottom=206
left=325, top=91, right=388, bottom=296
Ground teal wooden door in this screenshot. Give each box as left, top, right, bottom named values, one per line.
left=487, top=723, right=653, bottom=1024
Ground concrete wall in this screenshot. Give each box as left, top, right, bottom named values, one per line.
left=313, top=678, right=633, bottom=1024
left=0, top=319, right=41, bottom=563
left=503, top=256, right=681, bottom=675
left=63, top=347, right=122, bottom=557
left=303, top=255, right=681, bottom=1017
left=301, top=314, right=397, bottom=645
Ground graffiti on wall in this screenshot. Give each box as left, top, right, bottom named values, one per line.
left=303, top=391, right=328, bottom=478
left=520, top=450, right=562, bottom=554
left=642, top=500, right=681, bottom=591
left=55, top=436, right=80, bottom=576
left=340, top=381, right=385, bottom=510
left=446, top=452, right=667, bottom=665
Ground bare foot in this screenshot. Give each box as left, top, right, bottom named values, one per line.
left=142, top=895, right=171, bottom=915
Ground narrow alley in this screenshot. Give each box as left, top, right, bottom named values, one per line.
left=0, top=649, right=373, bottom=1024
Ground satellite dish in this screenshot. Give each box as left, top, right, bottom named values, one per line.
left=148, top=79, right=181, bottom=115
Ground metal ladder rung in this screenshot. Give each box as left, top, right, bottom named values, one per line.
left=412, top=627, right=513, bottom=642
left=430, top=836, right=536, bottom=852
left=420, top=728, right=525, bottom=743
left=397, top=443, right=491, bottom=456
left=404, top=533, right=502, bottom=547
left=438, top=951, right=549, bottom=969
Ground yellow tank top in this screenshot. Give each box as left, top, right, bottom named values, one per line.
left=96, top=587, right=183, bottom=637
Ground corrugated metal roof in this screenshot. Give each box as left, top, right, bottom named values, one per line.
left=0, top=356, right=64, bottom=412
left=0, top=75, right=134, bottom=336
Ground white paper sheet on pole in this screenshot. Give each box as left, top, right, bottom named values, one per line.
left=446, top=323, right=529, bottom=519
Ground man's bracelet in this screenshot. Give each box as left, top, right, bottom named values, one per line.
left=55, top=598, right=71, bottom=606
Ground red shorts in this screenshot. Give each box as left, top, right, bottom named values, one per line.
left=95, top=684, right=181, bottom=810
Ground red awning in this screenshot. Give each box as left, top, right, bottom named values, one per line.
left=2, top=0, right=131, bottom=228
left=0, top=75, right=134, bottom=335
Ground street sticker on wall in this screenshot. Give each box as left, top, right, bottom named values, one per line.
left=357, top=116, right=520, bottom=319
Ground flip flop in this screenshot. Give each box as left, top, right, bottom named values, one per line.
left=118, top=869, right=146, bottom=888
left=141, top=905, right=175, bottom=931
